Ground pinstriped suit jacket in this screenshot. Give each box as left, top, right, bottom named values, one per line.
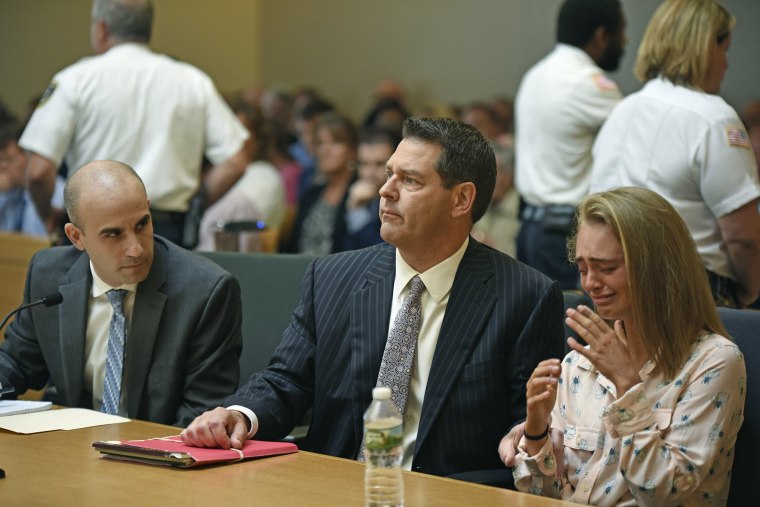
left=227, top=238, right=564, bottom=476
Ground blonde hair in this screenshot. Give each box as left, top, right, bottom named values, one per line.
left=567, top=187, right=727, bottom=379
left=635, top=0, right=735, bottom=88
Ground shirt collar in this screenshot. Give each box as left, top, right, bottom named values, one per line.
left=554, top=43, right=599, bottom=68
left=105, top=42, right=151, bottom=56
left=90, top=261, right=137, bottom=298
left=394, top=237, right=469, bottom=303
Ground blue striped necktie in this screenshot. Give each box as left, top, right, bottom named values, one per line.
left=101, top=289, right=128, bottom=415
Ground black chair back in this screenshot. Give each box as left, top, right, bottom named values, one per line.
left=563, top=290, right=591, bottom=351
left=720, top=308, right=759, bottom=507
left=197, top=252, right=317, bottom=385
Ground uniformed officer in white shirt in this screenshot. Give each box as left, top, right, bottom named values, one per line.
left=514, top=0, right=626, bottom=289
left=20, top=0, right=249, bottom=248
left=591, top=0, right=760, bottom=308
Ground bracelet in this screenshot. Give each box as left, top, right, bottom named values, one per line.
left=524, top=424, right=549, bottom=441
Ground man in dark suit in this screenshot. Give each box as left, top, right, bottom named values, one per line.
left=182, top=118, right=564, bottom=476
left=0, top=160, right=242, bottom=426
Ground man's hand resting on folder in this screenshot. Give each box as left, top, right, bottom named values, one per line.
left=180, top=407, right=249, bottom=449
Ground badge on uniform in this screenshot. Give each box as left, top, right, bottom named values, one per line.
left=37, top=81, right=57, bottom=108
left=592, top=74, right=618, bottom=93
left=726, top=126, right=751, bottom=149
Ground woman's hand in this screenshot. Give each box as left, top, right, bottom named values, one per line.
left=565, top=305, right=641, bottom=396
left=524, top=358, right=561, bottom=455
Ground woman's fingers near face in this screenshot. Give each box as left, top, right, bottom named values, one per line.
left=571, top=305, right=610, bottom=332
left=566, top=314, right=599, bottom=347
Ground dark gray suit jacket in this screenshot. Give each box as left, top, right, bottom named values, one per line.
left=227, top=239, right=564, bottom=476
left=0, top=236, right=242, bottom=427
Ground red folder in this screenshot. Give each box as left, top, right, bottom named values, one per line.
left=92, top=435, right=297, bottom=468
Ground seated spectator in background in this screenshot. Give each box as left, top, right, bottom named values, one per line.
left=460, top=102, right=503, bottom=144
left=462, top=102, right=520, bottom=257
left=284, top=113, right=357, bottom=255
left=268, top=122, right=302, bottom=208
left=343, top=126, right=401, bottom=251
left=490, top=96, right=515, bottom=139
left=741, top=100, right=760, bottom=171
left=373, top=79, right=406, bottom=105
left=0, top=117, right=63, bottom=238
left=591, top=0, right=760, bottom=308
left=196, top=101, right=286, bottom=251
left=260, top=88, right=294, bottom=138
left=290, top=97, right=335, bottom=199
left=471, top=143, right=520, bottom=257
left=511, top=187, right=745, bottom=505
left=362, top=97, right=410, bottom=136
left=0, top=160, right=242, bottom=426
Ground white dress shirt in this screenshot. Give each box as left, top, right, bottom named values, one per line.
left=84, top=263, right=136, bottom=415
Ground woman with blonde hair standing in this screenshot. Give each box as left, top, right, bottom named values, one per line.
left=591, top=0, right=760, bottom=308
left=512, top=187, right=746, bottom=506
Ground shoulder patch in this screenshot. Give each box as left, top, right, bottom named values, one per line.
left=726, top=126, right=751, bottom=149
left=37, top=81, right=57, bottom=108
left=592, top=74, right=618, bottom=93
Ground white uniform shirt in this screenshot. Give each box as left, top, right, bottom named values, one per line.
left=84, top=264, right=137, bottom=416
left=591, top=78, right=760, bottom=280
left=19, top=43, right=248, bottom=212
left=515, top=44, right=622, bottom=207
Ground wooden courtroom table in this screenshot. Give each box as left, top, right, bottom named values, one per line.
left=0, top=418, right=575, bottom=507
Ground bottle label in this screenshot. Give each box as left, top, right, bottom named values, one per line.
left=365, top=420, right=403, bottom=451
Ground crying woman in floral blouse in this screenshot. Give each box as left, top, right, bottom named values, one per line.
left=510, top=187, right=746, bottom=506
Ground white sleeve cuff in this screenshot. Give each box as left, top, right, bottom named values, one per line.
left=227, top=404, right=259, bottom=438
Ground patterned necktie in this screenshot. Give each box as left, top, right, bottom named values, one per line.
left=102, top=289, right=128, bottom=415
left=358, top=275, right=425, bottom=461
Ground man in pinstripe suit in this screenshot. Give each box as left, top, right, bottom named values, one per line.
left=182, top=117, right=565, bottom=477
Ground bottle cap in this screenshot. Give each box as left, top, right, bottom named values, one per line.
left=372, top=387, right=391, bottom=400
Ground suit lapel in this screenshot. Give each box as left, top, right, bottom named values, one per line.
left=350, top=247, right=395, bottom=447
left=415, top=240, right=496, bottom=453
left=126, top=240, right=166, bottom=418
left=57, top=253, right=92, bottom=407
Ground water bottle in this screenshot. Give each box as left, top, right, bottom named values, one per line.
left=363, top=386, right=404, bottom=507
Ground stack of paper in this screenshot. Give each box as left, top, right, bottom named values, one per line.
left=0, top=400, right=52, bottom=417
left=0, top=407, right=129, bottom=433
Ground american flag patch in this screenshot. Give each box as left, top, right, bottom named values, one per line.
left=726, top=126, right=751, bottom=148
left=592, top=74, right=618, bottom=93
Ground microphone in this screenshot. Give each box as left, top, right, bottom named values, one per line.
left=0, top=292, right=63, bottom=334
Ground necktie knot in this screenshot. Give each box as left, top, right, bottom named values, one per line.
left=107, top=289, right=128, bottom=314
left=408, top=275, right=425, bottom=299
